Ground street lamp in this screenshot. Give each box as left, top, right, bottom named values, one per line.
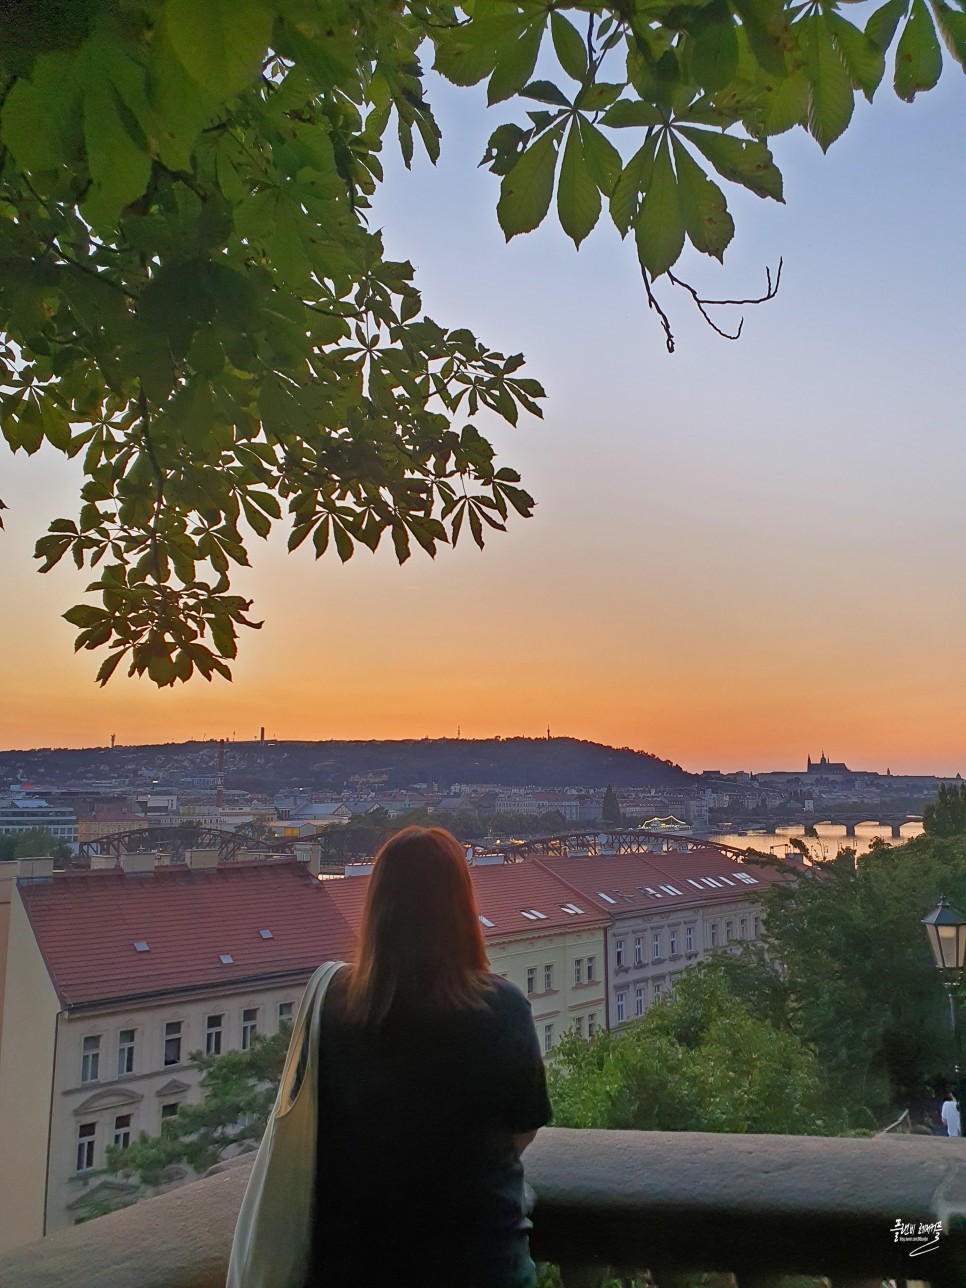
left=922, top=896, right=966, bottom=1119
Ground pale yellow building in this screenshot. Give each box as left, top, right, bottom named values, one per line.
left=0, top=857, right=355, bottom=1252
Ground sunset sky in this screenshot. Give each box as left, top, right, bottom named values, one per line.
left=2, top=71, right=965, bottom=773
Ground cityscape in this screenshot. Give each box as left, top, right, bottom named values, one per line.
left=2, top=0, right=966, bottom=1285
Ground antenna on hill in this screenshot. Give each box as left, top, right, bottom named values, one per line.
left=547, top=725, right=551, bottom=740
left=110, top=733, right=115, bottom=750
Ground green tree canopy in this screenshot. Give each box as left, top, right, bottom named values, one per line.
left=0, top=826, right=60, bottom=862
left=2, top=1, right=964, bottom=685
left=548, top=964, right=839, bottom=1135
left=601, top=785, right=622, bottom=827
left=760, top=834, right=966, bottom=1114
left=109, top=1028, right=290, bottom=1187
left=923, top=783, right=966, bottom=837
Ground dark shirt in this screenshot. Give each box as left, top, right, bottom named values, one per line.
left=308, top=970, right=552, bottom=1288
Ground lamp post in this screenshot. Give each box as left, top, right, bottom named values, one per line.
left=922, top=896, right=966, bottom=1118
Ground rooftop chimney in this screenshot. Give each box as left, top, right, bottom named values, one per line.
left=121, top=854, right=156, bottom=875
left=185, top=848, right=219, bottom=870
left=17, top=858, right=54, bottom=882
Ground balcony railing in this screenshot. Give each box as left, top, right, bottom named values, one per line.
left=1, top=1128, right=964, bottom=1287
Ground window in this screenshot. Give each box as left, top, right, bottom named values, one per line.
left=574, top=1015, right=584, bottom=1038
left=586, top=956, right=596, bottom=983
left=574, top=957, right=583, bottom=986
left=616, top=991, right=626, bottom=1023
left=160, top=1102, right=179, bottom=1122
left=653, top=981, right=663, bottom=999
left=596, top=891, right=616, bottom=904
left=615, top=938, right=625, bottom=967
left=241, top=1008, right=258, bottom=1051
left=117, top=1029, right=135, bottom=1077
left=669, top=930, right=678, bottom=956
left=726, top=920, right=734, bottom=942
left=544, top=964, right=554, bottom=992
left=113, top=1114, right=132, bottom=1150
left=206, top=1014, right=224, bottom=1056
left=634, top=935, right=643, bottom=965
left=686, top=926, right=694, bottom=953
left=164, top=1021, right=183, bottom=1066
left=278, top=1001, right=293, bottom=1026
left=652, top=933, right=661, bottom=961
left=76, top=1123, right=96, bottom=1172
left=711, top=923, right=719, bottom=948
left=543, top=1024, right=554, bottom=1054
left=526, top=968, right=536, bottom=996
left=740, top=917, right=748, bottom=939
left=754, top=916, right=761, bottom=938
left=588, top=1013, right=598, bottom=1037
left=635, top=985, right=645, bottom=1017
left=80, top=1036, right=100, bottom=1084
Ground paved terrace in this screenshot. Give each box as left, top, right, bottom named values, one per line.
left=2, top=1128, right=965, bottom=1287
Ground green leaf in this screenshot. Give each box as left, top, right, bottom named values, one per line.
left=689, top=0, right=740, bottom=91
left=731, top=0, right=789, bottom=76
left=634, top=139, right=685, bottom=278
left=801, top=14, right=855, bottom=151
left=551, top=12, right=588, bottom=83
left=557, top=123, right=601, bottom=248
left=95, top=650, right=126, bottom=687
left=64, top=604, right=108, bottom=629
left=81, top=80, right=152, bottom=229
left=164, top=0, right=271, bottom=99
left=602, top=100, right=664, bottom=127
left=487, top=21, right=544, bottom=105
left=933, top=0, right=966, bottom=67
left=497, top=126, right=561, bottom=239
left=671, top=139, right=735, bottom=261
left=521, top=80, right=571, bottom=105
left=609, top=137, right=658, bottom=237
left=1, top=52, right=79, bottom=172
left=679, top=129, right=784, bottom=201
left=574, top=82, right=625, bottom=111
left=866, top=0, right=908, bottom=53
left=578, top=119, right=623, bottom=196
left=827, top=12, right=886, bottom=100
left=761, top=70, right=810, bottom=135
left=333, top=522, right=354, bottom=563
left=895, top=0, right=943, bottom=99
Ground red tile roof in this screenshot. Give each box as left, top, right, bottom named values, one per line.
left=533, top=847, right=787, bottom=916
left=325, top=861, right=611, bottom=940
left=18, top=862, right=357, bottom=1009
left=469, top=861, right=611, bottom=938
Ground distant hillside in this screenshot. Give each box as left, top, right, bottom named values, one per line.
left=0, top=737, right=695, bottom=793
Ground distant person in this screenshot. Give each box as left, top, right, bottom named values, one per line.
left=308, top=826, right=553, bottom=1287
left=942, top=1091, right=962, bottom=1138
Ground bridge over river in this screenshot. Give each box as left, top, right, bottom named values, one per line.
left=732, top=813, right=924, bottom=840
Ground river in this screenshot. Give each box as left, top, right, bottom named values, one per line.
left=709, top=821, right=925, bottom=861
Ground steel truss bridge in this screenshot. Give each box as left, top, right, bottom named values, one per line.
left=75, top=825, right=303, bottom=866
left=75, top=824, right=778, bottom=870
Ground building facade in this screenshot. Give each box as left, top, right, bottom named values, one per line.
left=535, top=848, right=784, bottom=1027
left=0, top=858, right=356, bottom=1251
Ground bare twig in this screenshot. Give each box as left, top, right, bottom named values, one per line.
left=666, top=258, right=783, bottom=340
left=642, top=258, right=783, bottom=349
left=641, top=267, right=675, bottom=355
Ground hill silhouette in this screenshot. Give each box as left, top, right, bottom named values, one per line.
left=0, top=737, right=694, bottom=793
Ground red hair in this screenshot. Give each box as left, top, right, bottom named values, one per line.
left=345, top=827, right=492, bottom=1026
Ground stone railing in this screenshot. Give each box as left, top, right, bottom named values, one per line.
left=2, top=1128, right=965, bottom=1287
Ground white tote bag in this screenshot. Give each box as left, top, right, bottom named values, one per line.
left=227, top=959, right=345, bottom=1288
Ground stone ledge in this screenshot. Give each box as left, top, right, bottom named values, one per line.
left=2, top=1129, right=966, bottom=1287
